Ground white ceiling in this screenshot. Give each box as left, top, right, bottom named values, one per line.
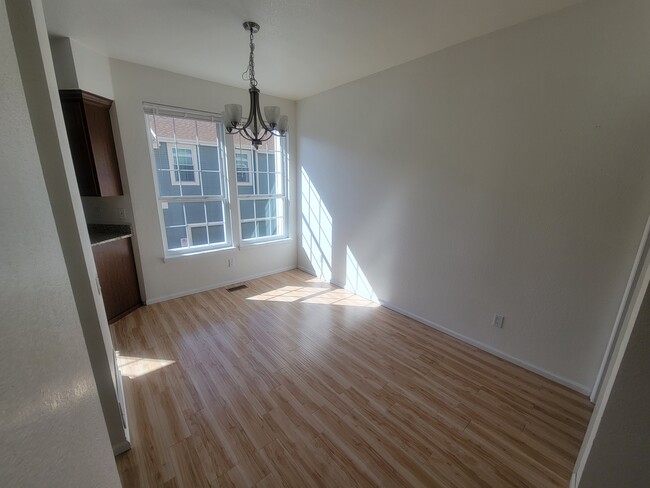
left=42, top=0, right=583, bottom=100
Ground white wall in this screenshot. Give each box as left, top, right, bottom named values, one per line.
left=109, top=59, right=298, bottom=303
left=49, top=36, right=134, bottom=229
left=8, top=0, right=128, bottom=452
left=50, top=36, right=113, bottom=98
left=297, top=0, right=650, bottom=392
left=577, top=276, right=650, bottom=487
left=571, top=214, right=650, bottom=485
left=0, top=0, right=120, bottom=485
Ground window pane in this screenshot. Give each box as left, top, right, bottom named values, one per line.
left=163, top=202, right=185, bottom=226
left=199, top=147, right=220, bottom=171
left=190, top=226, right=208, bottom=246
left=269, top=173, right=278, bottom=194
left=255, top=199, right=275, bottom=219
left=206, top=201, right=223, bottom=223
left=259, top=174, right=269, bottom=194
left=257, top=220, right=269, bottom=238
left=267, top=154, right=275, bottom=172
left=172, top=117, right=198, bottom=141
left=258, top=153, right=268, bottom=172
left=236, top=152, right=251, bottom=183
left=166, top=226, right=188, bottom=251
left=208, top=224, right=225, bottom=244
left=201, top=171, right=221, bottom=196
left=240, top=200, right=255, bottom=220
left=196, top=120, right=218, bottom=142
left=155, top=149, right=180, bottom=197
left=184, top=202, right=206, bottom=224
left=242, top=222, right=256, bottom=239
left=237, top=185, right=254, bottom=196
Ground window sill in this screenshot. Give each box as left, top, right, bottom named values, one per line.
left=163, top=245, right=235, bottom=262
left=239, top=237, right=293, bottom=250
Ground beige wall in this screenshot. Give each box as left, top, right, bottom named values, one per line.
left=297, top=0, right=650, bottom=392
left=0, top=0, right=120, bottom=485
left=109, top=59, right=298, bottom=303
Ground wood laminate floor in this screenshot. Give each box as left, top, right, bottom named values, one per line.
left=113, top=269, right=592, bottom=487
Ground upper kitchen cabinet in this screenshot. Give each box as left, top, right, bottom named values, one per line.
left=60, top=90, right=123, bottom=196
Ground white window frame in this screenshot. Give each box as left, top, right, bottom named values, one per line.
left=234, top=135, right=290, bottom=245
left=167, top=143, right=199, bottom=186
left=144, top=103, right=233, bottom=258
left=235, top=150, right=254, bottom=187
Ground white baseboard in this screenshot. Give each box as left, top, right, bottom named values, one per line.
left=329, top=278, right=345, bottom=289
left=112, top=440, right=131, bottom=456
left=145, top=265, right=297, bottom=305
left=379, top=300, right=591, bottom=396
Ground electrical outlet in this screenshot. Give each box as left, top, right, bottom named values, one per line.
left=493, top=314, right=505, bottom=328
left=227, top=258, right=234, bottom=268
left=117, top=207, right=126, bottom=221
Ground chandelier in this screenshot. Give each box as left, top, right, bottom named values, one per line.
left=223, top=22, right=288, bottom=150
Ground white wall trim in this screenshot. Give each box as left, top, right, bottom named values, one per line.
left=297, top=264, right=315, bottom=275
left=589, top=213, right=650, bottom=402
left=379, top=300, right=591, bottom=396
left=112, top=440, right=131, bottom=456
left=297, top=266, right=591, bottom=395
left=145, top=265, right=297, bottom=305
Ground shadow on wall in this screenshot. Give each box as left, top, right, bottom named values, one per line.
left=300, top=167, right=378, bottom=303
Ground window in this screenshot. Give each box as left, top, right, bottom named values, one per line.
left=144, top=105, right=231, bottom=255
left=167, top=144, right=198, bottom=185
left=235, top=150, right=252, bottom=185
left=233, top=133, right=288, bottom=243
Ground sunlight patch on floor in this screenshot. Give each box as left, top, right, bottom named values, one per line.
left=303, top=288, right=379, bottom=307
left=247, top=283, right=379, bottom=308
left=246, top=285, right=328, bottom=302
left=117, top=355, right=175, bottom=379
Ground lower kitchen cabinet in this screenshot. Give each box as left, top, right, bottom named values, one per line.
left=92, top=237, right=142, bottom=323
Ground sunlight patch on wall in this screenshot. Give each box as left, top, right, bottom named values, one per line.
left=117, top=355, right=175, bottom=379
left=344, top=246, right=379, bottom=302
left=301, top=168, right=332, bottom=281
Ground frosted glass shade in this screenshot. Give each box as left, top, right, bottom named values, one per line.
left=264, top=106, right=281, bottom=126
left=224, top=104, right=242, bottom=127
left=277, top=115, right=289, bottom=133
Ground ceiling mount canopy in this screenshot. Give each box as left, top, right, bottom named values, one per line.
left=223, top=21, right=288, bottom=150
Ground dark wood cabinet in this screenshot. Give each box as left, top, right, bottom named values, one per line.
left=93, top=237, right=141, bottom=323
left=60, top=90, right=123, bottom=196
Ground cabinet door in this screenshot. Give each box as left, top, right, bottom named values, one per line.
left=61, top=99, right=100, bottom=196
left=59, top=90, right=124, bottom=197
left=93, top=238, right=142, bottom=323
left=84, top=100, right=123, bottom=196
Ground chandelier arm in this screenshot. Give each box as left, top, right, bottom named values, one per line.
left=241, top=126, right=258, bottom=142
left=255, top=97, right=272, bottom=132
left=238, top=89, right=257, bottom=134
left=258, top=131, right=276, bottom=142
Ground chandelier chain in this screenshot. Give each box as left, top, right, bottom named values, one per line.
left=242, top=27, right=257, bottom=87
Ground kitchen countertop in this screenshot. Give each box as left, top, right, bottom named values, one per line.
left=88, top=224, right=133, bottom=247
